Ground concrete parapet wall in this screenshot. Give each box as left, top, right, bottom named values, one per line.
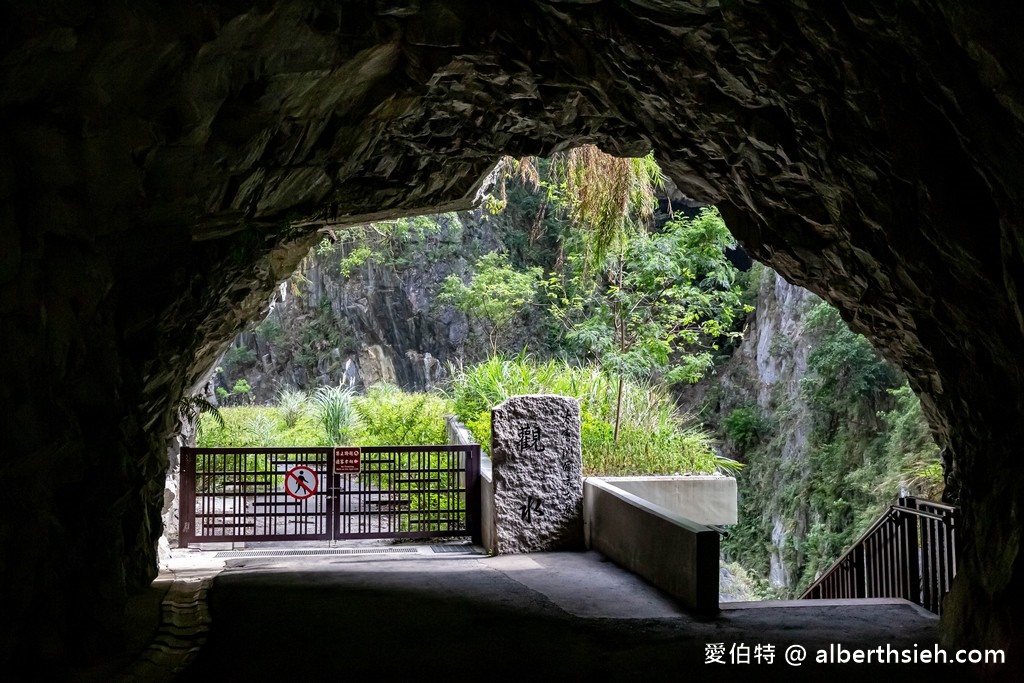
left=447, top=417, right=497, bottom=554
left=598, top=476, right=737, bottom=526
left=477, top=454, right=496, bottom=554
left=584, top=478, right=719, bottom=614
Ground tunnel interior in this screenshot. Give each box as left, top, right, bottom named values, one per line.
left=2, top=0, right=1024, bottom=673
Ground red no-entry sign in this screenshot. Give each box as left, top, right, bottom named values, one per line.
left=334, top=447, right=361, bottom=474
left=284, top=466, right=318, bottom=499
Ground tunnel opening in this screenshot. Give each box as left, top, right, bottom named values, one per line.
left=3, top=1, right=1024, bottom=679
left=170, top=147, right=947, bottom=610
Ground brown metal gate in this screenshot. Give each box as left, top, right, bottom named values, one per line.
left=178, top=445, right=481, bottom=546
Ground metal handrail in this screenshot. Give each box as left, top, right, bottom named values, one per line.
left=800, top=497, right=959, bottom=615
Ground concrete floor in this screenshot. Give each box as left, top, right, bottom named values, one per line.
left=76, top=544, right=988, bottom=682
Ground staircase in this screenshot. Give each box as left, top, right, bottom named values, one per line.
left=801, top=497, right=959, bottom=615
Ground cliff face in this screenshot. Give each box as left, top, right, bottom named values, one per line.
left=4, top=0, right=1024, bottom=671
left=213, top=206, right=555, bottom=400
left=698, top=267, right=940, bottom=596
left=218, top=215, right=475, bottom=398
left=716, top=269, right=817, bottom=590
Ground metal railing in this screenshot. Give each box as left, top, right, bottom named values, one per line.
left=800, top=497, right=959, bottom=615
left=179, top=445, right=481, bottom=546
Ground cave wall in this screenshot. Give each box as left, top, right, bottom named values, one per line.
left=2, top=0, right=1023, bottom=674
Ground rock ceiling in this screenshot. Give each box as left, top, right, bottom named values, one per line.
left=1, top=1, right=1022, bottom=674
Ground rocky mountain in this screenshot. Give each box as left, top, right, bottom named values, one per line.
left=213, top=213, right=475, bottom=399
left=209, top=188, right=563, bottom=402
left=687, top=265, right=941, bottom=596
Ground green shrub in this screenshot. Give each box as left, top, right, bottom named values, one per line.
left=722, top=406, right=770, bottom=451
left=447, top=353, right=737, bottom=475
left=352, top=383, right=452, bottom=446
left=224, top=344, right=257, bottom=371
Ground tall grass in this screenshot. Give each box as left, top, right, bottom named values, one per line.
left=353, top=383, right=452, bottom=446
left=197, top=406, right=321, bottom=448
left=447, top=353, right=739, bottom=476
left=198, top=385, right=452, bottom=448
left=311, top=386, right=359, bottom=445
left=276, top=388, right=310, bottom=428
left=196, top=358, right=737, bottom=478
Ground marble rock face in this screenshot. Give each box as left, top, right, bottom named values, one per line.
left=490, top=395, right=583, bottom=553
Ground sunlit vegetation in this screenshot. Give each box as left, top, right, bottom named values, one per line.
left=447, top=353, right=740, bottom=476
left=197, top=145, right=943, bottom=595
left=719, top=286, right=943, bottom=597
left=197, top=384, right=450, bottom=449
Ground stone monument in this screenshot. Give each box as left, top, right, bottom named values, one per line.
left=490, top=395, right=584, bottom=553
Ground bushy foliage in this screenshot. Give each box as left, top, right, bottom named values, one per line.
left=223, top=344, right=257, bottom=372
left=548, top=207, right=748, bottom=388
left=439, top=251, right=541, bottom=352
left=215, top=374, right=254, bottom=406
left=352, top=383, right=452, bottom=446
left=722, top=405, right=770, bottom=451
left=447, top=353, right=740, bottom=476
left=800, top=303, right=901, bottom=418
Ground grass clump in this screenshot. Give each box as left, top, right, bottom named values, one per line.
left=311, top=386, right=359, bottom=445
left=276, top=388, right=311, bottom=428
left=447, top=353, right=739, bottom=476
left=198, top=384, right=454, bottom=448
left=353, top=383, right=451, bottom=446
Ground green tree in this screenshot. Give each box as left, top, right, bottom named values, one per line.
left=439, top=251, right=541, bottom=353
left=547, top=206, right=748, bottom=441
left=493, top=148, right=747, bottom=443
left=540, top=146, right=659, bottom=441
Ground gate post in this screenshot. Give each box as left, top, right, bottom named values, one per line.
left=465, top=445, right=482, bottom=545
left=178, top=446, right=196, bottom=548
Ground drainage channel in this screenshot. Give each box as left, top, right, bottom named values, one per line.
left=216, top=544, right=478, bottom=559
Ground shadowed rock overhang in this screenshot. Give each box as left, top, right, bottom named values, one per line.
left=1, top=1, right=1023, bottom=676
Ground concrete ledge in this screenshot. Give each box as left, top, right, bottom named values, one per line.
left=479, top=454, right=496, bottom=554
left=598, top=475, right=737, bottom=526
left=447, top=417, right=496, bottom=554
left=584, top=478, right=719, bottom=614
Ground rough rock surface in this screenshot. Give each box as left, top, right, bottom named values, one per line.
left=211, top=208, right=537, bottom=400
left=1, top=0, right=1024, bottom=675
left=718, top=268, right=817, bottom=590
left=490, top=395, right=583, bottom=553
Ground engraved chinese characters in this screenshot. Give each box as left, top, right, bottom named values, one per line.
left=491, top=395, right=584, bottom=553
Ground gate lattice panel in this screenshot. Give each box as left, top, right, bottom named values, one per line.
left=179, top=445, right=480, bottom=545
